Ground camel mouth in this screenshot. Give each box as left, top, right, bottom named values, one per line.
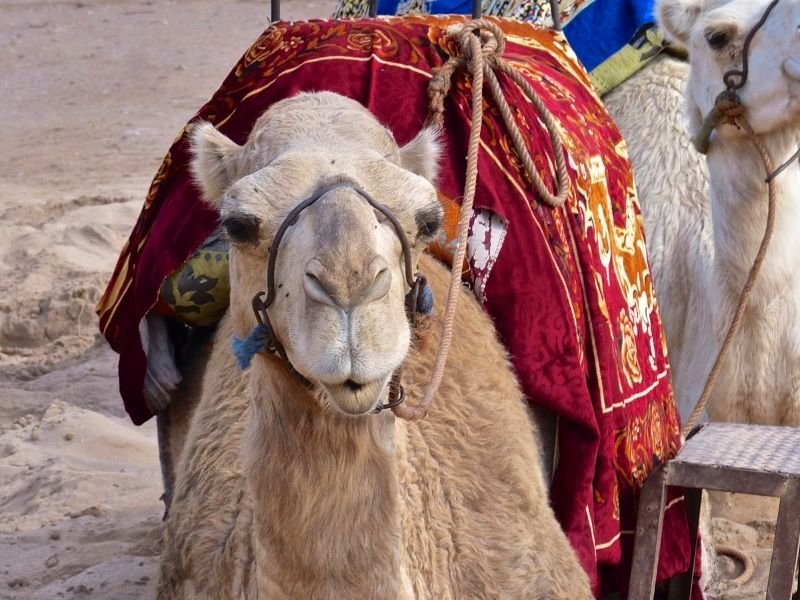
left=321, top=377, right=390, bottom=416
left=344, top=379, right=364, bottom=392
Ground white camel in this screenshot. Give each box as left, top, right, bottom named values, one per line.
left=157, top=91, right=592, bottom=599
left=605, top=0, right=800, bottom=427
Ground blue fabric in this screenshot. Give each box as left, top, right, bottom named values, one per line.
left=232, top=323, right=271, bottom=370
left=377, top=0, right=402, bottom=15
left=424, top=0, right=474, bottom=14
left=374, top=0, right=482, bottom=18
left=563, top=0, right=655, bottom=71
left=370, top=0, right=656, bottom=73
left=416, top=282, right=434, bottom=315
left=378, top=0, right=473, bottom=14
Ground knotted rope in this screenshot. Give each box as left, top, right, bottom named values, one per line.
left=427, top=21, right=570, bottom=208
left=691, top=90, right=745, bottom=155
left=393, top=19, right=569, bottom=420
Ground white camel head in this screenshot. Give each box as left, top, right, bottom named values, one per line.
left=658, top=0, right=800, bottom=139
left=190, top=92, right=442, bottom=416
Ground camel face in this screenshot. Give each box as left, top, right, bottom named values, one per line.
left=659, top=0, right=800, bottom=138
left=190, top=93, right=443, bottom=416
left=230, top=155, right=439, bottom=416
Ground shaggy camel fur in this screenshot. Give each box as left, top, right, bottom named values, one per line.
left=605, top=0, right=800, bottom=427
left=157, top=92, right=592, bottom=599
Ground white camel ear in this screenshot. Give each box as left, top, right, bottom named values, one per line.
left=399, top=127, right=442, bottom=184
left=190, top=122, right=243, bottom=208
left=657, top=0, right=701, bottom=46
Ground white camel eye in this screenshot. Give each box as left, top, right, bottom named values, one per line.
left=706, top=30, right=731, bottom=50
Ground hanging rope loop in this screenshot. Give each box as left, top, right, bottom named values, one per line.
left=427, top=20, right=570, bottom=208
left=395, top=19, right=570, bottom=420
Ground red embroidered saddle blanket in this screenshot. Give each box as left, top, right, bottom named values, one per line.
left=97, top=15, right=693, bottom=596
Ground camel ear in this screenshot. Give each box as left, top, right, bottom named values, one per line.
left=657, top=0, right=701, bottom=46
left=190, top=122, right=243, bottom=208
left=399, top=127, right=442, bottom=184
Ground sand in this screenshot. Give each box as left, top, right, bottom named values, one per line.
left=0, top=1, right=783, bottom=598
left=0, top=1, right=333, bottom=597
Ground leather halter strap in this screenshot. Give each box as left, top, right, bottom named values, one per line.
left=251, top=179, right=426, bottom=412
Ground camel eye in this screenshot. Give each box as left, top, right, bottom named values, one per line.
left=706, top=30, right=731, bottom=50
left=414, top=203, right=443, bottom=240
left=222, top=213, right=261, bottom=245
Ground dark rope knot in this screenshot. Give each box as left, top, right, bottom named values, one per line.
left=692, top=89, right=745, bottom=154
left=715, top=89, right=745, bottom=122
left=426, top=20, right=504, bottom=128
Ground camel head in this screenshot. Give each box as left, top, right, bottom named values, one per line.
left=190, top=92, right=442, bottom=416
left=658, top=0, right=800, bottom=139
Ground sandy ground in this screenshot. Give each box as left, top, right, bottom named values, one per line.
left=0, top=1, right=334, bottom=598
left=0, top=1, right=783, bottom=598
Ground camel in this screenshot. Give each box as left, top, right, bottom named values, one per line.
left=602, top=0, right=800, bottom=428
left=157, top=91, right=592, bottom=599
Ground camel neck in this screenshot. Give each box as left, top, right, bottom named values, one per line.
left=243, top=359, right=404, bottom=599
left=706, top=131, right=800, bottom=306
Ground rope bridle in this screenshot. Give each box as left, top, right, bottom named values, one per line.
left=684, top=0, right=796, bottom=436
left=248, top=179, right=429, bottom=414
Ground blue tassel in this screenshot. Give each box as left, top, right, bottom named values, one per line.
left=231, top=323, right=271, bottom=370
left=417, top=283, right=434, bottom=315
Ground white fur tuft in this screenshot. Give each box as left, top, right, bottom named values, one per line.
left=657, top=0, right=702, bottom=46
left=399, top=127, right=443, bottom=184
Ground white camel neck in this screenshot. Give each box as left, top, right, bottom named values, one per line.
left=243, top=359, right=404, bottom=599
left=706, top=130, right=800, bottom=305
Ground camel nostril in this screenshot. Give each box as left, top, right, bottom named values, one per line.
left=362, top=265, right=391, bottom=304
left=303, top=271, right=339, bottom=307
left=785, top=57, right=800, bottom=81
left=304, top=256, right=391, bottom=308
left=374, top=267, right=389, bottom=285
left=344, top=379, right=364, bottom=391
